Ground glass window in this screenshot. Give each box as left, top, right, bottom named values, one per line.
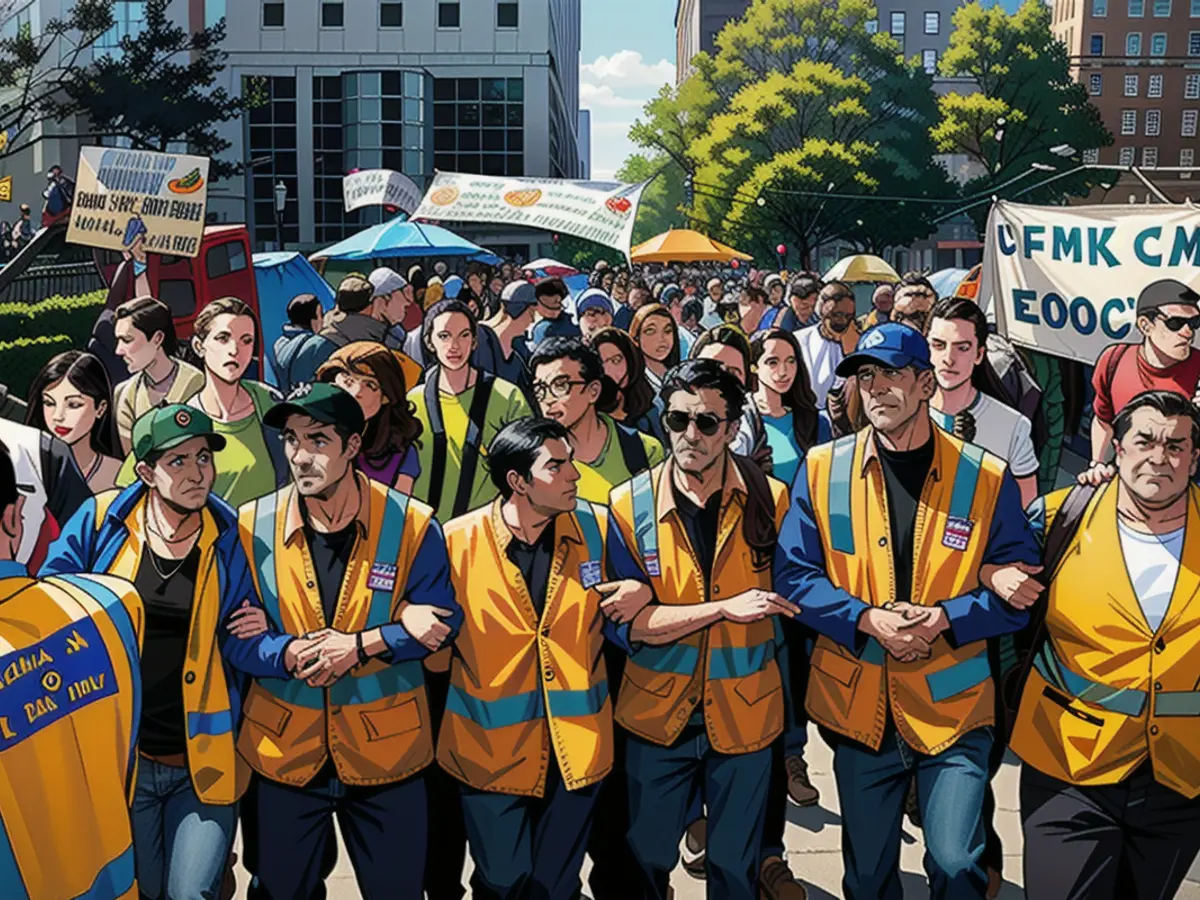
left=890, top=12, right=905, bottom=34
left=1142, top=146, right=1158, bottom=167
left=321, top=2, right=344, bottom=27
left=1146, top=108, right=1161, bottom=135
left=1150, top=33, right=1167, bottom=55
left=1089, top=72, right=1103, bottom=94
left=1193, top=0, right=1200, bottom=14
left=866, top=19, right=878, bottom=33
left=439, top=2, right=461, bottom=27
left=381, top=2, right=403, bottom=27
left=1122, top=109, right=1137, bottom=133
left=1083, top=148, right=1100, bottom=163
left=483, top=78, right=506, bottom=101
left=1129, top=0, right=1145, bottom=14
left=1126, top=32, right=1142, bottom=55
left=1093, top=0, right=1108, bottom=14
left=924, top=11, right=939, bottom=33
left=1184, top=109, right=1199, bottom=136
left=922, top=49, right=937, bottom=73
left=1190, top=31, right=1200, bottom=54
left=1153, top=0, right=1170, bottom=13
left=507, top=78, right=524, bottom=102
left=1148, top=73, right=1163, bottom=96
left=206, top=241, right=248, bottom=279
left=1182, top=148, right=1195, bottom=168
left=1119, top=146, right=1136, bottom=165
left=404, top=98, right=422, bottom=123
left=434, top=79, right=456, bottom=101
left=97, top=1, right=148, bottom=53
left=1125, top=74, right=1139, bottom=95
left=1090, top=33, right=1104, bottom=54
left=405, top=71, right=423, bottom=97
left=458, top=79, right=479, bottom=100
left=262, top=0, right=284, bottom=26
left=1186, top=73, right=1200, bottom=98
left=497, top=2, right=519, bottom=28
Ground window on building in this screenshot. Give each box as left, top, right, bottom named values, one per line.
left=1089, top=72, right=1103, bottom=94
left=922, top=49, right=937, bottom=73
left=891, top=12, right=906, bottom=34
left=925, top=11, right=940, bottom=33
left=1143, top=146, right=1158, bottom=167
left=866, top=18, right=878, bottom=32
left=1094, top=0, right=1108, bottom=14
left=1083, top=148, right=1101, bottom=163
left=497, top=2, right=519, bottom=27
left=1153, top=0, right=1170, bottom=13
left=1119, top=146, right=1136, bottom=165
left=1150, top=33, right=1167, bottom=55
left=1125, top=73, right=1139, bottom=95
left=1190, top=31, right=1200, bottom=54
left=438, top=2, right=461, bottom=27
left=1127, top=32, right=1142, bottom=55
left=1184, top=109, right=1199, bottom=136
left=1187, top=72, right=1200, bottom=97
left=321, top=2, right=344, bottom=27
left=1182, top=148, right=1195, bottom=171
left=1146, top=108, right=1161, bottom=134
left=1193, top=0, right=1200, bottom=14
left=1122, top=109, right=1138, bottom=133
left=1148, top=73, right=1163, bottom=96
left=262, top=1, right=284, bottom=27
left=1090, top=33, right=1105, bottom=54
left=433, top=77, right=525, bottom=178
left=1129, top=0, right=1145, bottom=14
left=381, top=2, right=403, bottom=26
left=244, top=75, right=298, bottom=250
left=96, top=1, right=147, bottom=53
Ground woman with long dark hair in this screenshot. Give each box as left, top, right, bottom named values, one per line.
left=317, top=341, right=424, bottom=495
left=26, top=350, right=121, bottom=492
left=630, top=304, right=682, bottom=393
left=591, top=326, right=665, bottom=442
left=750, top=329, right=829, bottom=486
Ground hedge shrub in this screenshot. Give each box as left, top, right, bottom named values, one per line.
left=0, top=334, right=77, bottom=399
left=0, top=289, right=108, bottom=349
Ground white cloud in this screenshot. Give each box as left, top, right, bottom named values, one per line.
left=580, top=83, right=646, bottom=109
left=578, top=51, right=673, bottom=181
left=581, top=50, right=674, bottom=89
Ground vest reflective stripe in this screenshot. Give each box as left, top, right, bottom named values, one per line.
left=828, top=436, right=857, bottom=554
left=447, top=681, right=610, bottom=730
left=56, top=574, right=141, bottom=787
left=926, top=651, right=992, bottom=703
left=258, top=660, right=426, bottom=709
left=574, top=499, right=603, bottom=565
left=70, top=845, right=135, bottom=900
left=708, top=639, right=778, bottom=680
left=632, top=643, right=700, bottom=676
left=930, top=408, right=955, bottom=432
left=252, top=492, right=281, bottom=629
left=548, top=681, right=609, bottom=718
left=1156, top=693, right=1200, bottom=717
left=949, top=443, right=986, bottom=520
left=1034, top=645, right=1148, bottom=717
left=631, top=470, right=658, bottom=565
left=187, top=710, right=233, bottom=738
left=364, top=491, right=409, bottom=629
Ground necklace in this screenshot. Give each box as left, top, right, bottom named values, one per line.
left=144, top=360, right=178, bottom=392
left=148, top=549, right=189, bottom=580
left=147, top=499, right=203, bottom=545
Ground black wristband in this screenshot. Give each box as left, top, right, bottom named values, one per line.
left=356, top=631, right=370, bottom=666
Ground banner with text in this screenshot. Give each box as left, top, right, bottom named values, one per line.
left=982, top=200, right=1200, bottom=365
left=67, top=147, right=210, bottom=258
left=343, top=169, right=423, bottom=214
left=411, top=172, right=647, bottom=257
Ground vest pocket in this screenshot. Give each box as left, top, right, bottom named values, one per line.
left=360, top=696, right=422, bottom=741
left=809, top=647, right=862, bottom=720
left=1040, top=686, right=1105, bottom=766
left=243, top=689, right=292, bottom=738
left=733, top=669, right=781, bottom=707
left=624, top=665, right=677, bottom=699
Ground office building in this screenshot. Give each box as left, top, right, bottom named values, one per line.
left=578, top=108, right=592, bottom=180
left=675, top=0, right=750, bottom=84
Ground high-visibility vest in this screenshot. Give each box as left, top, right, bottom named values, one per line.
left=88, top=489, right=246, bottom=805
left=1011, top=482, right=1200, bottom=798
left=607, top=460, right=788, bottom=754
left=0, top=570, right=143, bottom=900
left=438, top=499, right=614, bottom=796
left=237, top=476, right=437, bottom=786
left=803, top=427, right=1006, bottom=755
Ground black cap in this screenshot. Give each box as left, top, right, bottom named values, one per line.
left=1136, top=279, right=1200, bottom=317
left=263, top=382, right=365, bottom=434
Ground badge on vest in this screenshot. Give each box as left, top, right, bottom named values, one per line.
left=367, top=562, right=398, bottom=592
left=580, top=559, right=602, bottom=589
left=644, top=552, right=661, bottom=577
left=942, top=516, right=974, bottom=551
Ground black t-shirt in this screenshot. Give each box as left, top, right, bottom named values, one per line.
left=303, top=519, right=358, bottom=624
left=876, top=437, right=935, bottom=605
left=672, top=481, right=723, bottom=583
left=134, top=544, right=201, bottom=757
left=505, top=524, right=556, bottom=617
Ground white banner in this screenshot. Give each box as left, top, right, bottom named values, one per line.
left=982, top=200, right=1200, bottom=364
left=411, top=172, right=647, bottom=257
left=343, top=169, right=423, bottom=214
left=66, top=147, right=209, bottom=258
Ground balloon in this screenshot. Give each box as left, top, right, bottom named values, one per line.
left=776, top=243, right=787, bottom=255
left=730, top=259, right=740, bottom=269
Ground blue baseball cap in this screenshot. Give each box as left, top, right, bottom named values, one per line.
left=576, top=288, right=614, bottom=317
left=836, top=322, right=932, bottom=377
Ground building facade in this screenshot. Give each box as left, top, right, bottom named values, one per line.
left=1054, top=0, right=1200, bottom=202
left=675, top=0, right=750, bottom=84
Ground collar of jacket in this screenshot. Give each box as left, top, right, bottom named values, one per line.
left=486, top=496, right=586, bottom=554
left=105, top=480, right=238, bottom=538
left=654, top=453, right=747, bottom=523
left=857, top=422, right=950, bottom=483
left=281, top=470, right=373, bottom=546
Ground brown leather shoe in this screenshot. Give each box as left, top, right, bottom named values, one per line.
left=682, top=817, right=707, bottom=879
left=785, top=755, right=819, bottom=807
left=759, top=856, right=807, bottom=900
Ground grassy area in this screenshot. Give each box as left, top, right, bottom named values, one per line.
left=0, top=290, right=107, bottom=398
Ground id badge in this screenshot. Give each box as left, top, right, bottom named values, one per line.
left=644, top=552, right=661, bottom=577
left=579, top=560, right=602, bottom=589
left=942, top=516, right=975, bottom=551
left=367, top=562, right=398, bottom=592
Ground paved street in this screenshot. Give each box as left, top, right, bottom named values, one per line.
left=232, top=724, right=1200, bottom=898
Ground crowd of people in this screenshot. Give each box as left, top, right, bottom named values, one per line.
left=1, top=252, right=1199, bottom=900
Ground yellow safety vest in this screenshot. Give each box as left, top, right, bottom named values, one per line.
left=803, top=427, right=1007, bottom=755
left=1011, top=482, right=1200, bottom=798
left=438, top=499, right=614, bottom=796
left=0, top=570, right=143, bottom=900
left=607, top=459, right=787, bottom=754
left=237, top=475, right=438, bottom=786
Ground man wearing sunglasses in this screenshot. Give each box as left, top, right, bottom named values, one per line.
left=606, top=358, right=802, bottom=899
left=797, top=281, right=861, bottom=411
left=1084, top=279, right=1200, bottom=488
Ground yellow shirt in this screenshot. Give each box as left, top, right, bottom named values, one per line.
left=575, top=414, right=665, bottom=505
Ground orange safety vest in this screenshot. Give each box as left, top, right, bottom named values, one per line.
left=803, top=427, right=1007, bottom=755
left=607, top=459, right=787, bottom=754
left=237, top=475, right=438, bottom=786
left=438, top=499, right=614, bottom=796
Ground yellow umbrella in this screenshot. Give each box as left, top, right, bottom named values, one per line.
left=823, top=254, right=900, bottom=284
left=631, top=229, right=754, bottom=264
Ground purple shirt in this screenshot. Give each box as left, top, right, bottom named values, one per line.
left=358, top=444, right=420, bottom=488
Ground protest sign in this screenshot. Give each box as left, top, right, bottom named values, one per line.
left=411, top=172, right=647, bottom=257
left=981, top=200, right=1200, bottom=365
left=343, top=169, right=423, bottom=214
left=66, top=147, right=210, bottom=258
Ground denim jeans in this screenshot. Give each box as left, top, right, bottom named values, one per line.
left=131, top=758, right=237, bottom=900
left=830, top=725, right=994, bottom=900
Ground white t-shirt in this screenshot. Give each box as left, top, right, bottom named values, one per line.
left=1117, top=521, right=1183, bottom=633
left=796, top=324, right=846, bottom=411
left=930, top=391, right=1040, bottom=478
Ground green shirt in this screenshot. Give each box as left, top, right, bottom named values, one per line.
left=575, top=413, right=665, bottom=505
left=409, top=374, right=533, bottom=523
left=209, top=410, right=277, bottom=509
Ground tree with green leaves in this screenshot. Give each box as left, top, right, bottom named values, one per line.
left=615, top=152, right=686, bottom=246
left=933, top=0, right=1112, bottom=227
left=52, top=0, right=261, bottom=178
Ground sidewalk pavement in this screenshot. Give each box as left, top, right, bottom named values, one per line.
left=232, top=724, right=1200, bottom=898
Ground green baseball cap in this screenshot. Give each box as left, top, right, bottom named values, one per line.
left=132, top=404, right=226, bottom=462
left=263, top=381, right=366, bottom=434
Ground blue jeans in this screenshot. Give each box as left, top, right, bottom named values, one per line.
left=627, top=725, right=772, bottom=900
left=131, top=757, right=237, bottom=900
left=831, top=725, right=993, bottom=900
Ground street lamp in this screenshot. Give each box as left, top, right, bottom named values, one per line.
left=273, top=181, right=287, bottom=251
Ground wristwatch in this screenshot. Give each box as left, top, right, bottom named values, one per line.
left=356, top=632, right=371, bottom=667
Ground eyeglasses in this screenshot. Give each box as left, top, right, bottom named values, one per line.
left=532, top=377, right=587, bottom=401
left=1149, top=311, right=1200, bottom=332
left=663, top=410, right=728, bottom=436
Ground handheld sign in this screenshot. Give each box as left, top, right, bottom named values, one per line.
left=66, top=147, right=210, bottom=258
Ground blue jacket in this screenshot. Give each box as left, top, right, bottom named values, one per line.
left=273, top=326, right=336, bottom=393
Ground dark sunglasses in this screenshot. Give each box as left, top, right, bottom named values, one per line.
left=663, top=411, right=727, bottom=436
left=1150, top=311, right=1200, bottom=332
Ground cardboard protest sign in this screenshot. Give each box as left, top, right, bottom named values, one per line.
left=66, top=147, right=210, bottom=258
left=343, top=169, right=423, bottom=214
left=411, top=172, right=647, bottom=257
left=982, top=200, right=1200, bottom=364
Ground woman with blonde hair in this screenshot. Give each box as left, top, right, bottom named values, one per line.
left=316, top=341, right=424, bottom=495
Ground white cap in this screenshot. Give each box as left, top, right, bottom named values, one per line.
left=369, top=266, right=408, bottom=298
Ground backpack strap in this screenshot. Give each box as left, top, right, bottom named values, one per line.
left=615, top=422, right=650, bottom=475
left=1104, top=343, right=1133, bottom=395
left=453, top=371, right=495, bottom=519
left=424, top=367, right=447, bottom=514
